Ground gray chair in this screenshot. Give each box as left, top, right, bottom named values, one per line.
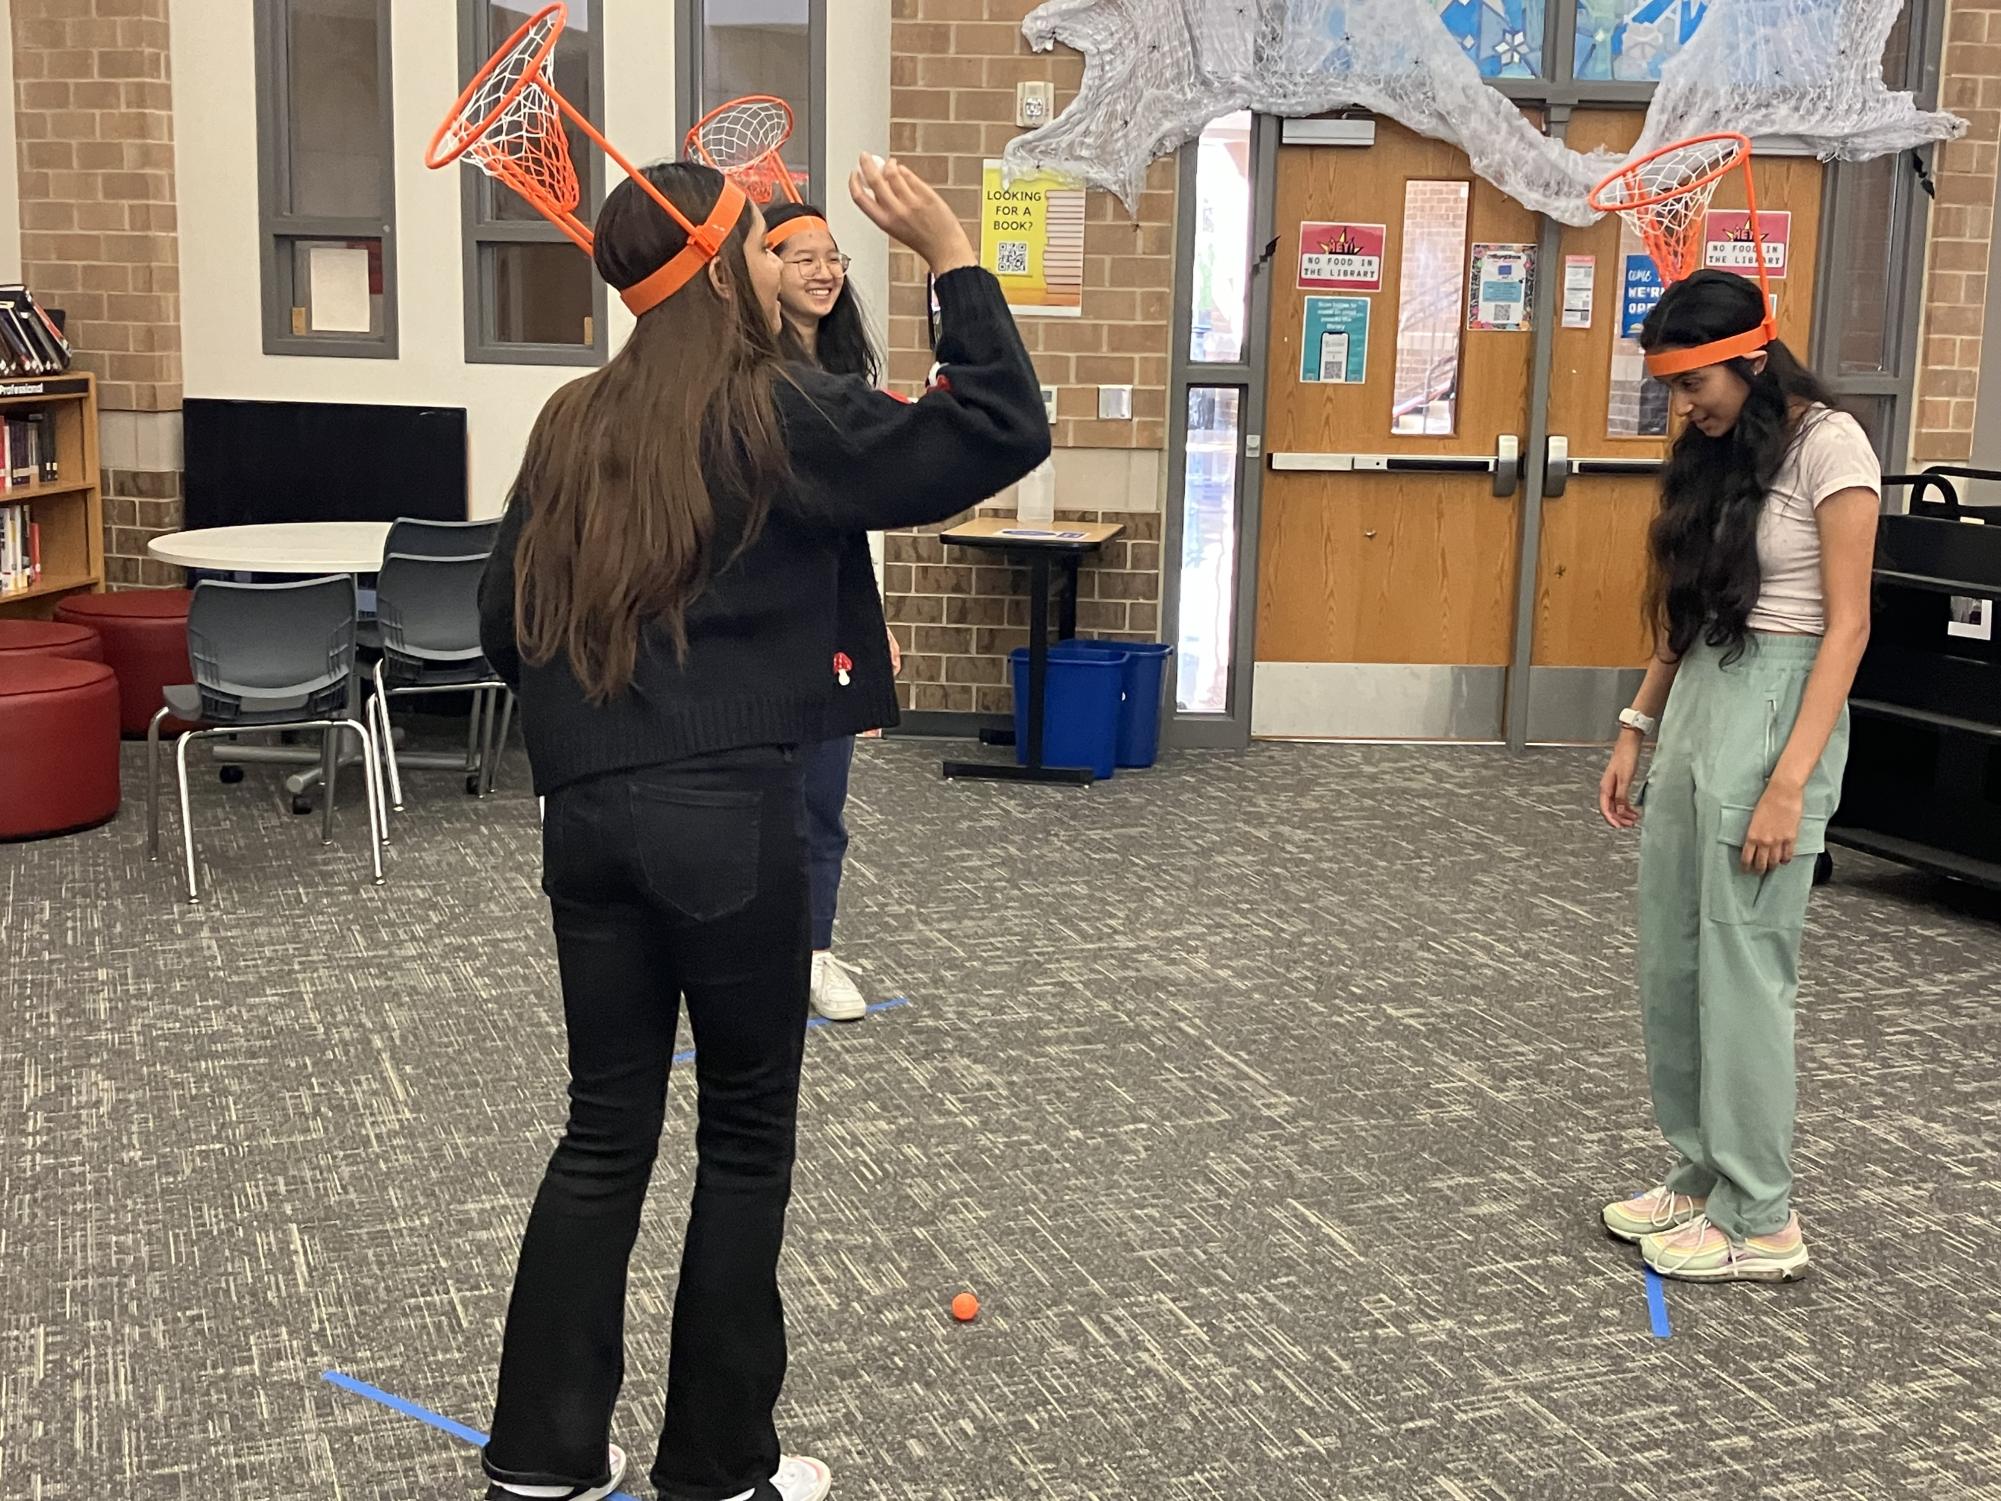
left=382, top=516, right=502, bottom=560
left=363, top=552, right=513, bottom=813
left=147, top=575, right=386, bottom=904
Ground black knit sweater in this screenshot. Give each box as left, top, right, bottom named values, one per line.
left=480, top=267, right=1048, bottom=795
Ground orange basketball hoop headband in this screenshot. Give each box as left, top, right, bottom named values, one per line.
left=684, top=95, right=826, bottom=250
left=425, top=3, right=745, bottom=317
left=1588, top=133, right=1778, bottom=379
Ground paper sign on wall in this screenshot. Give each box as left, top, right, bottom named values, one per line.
left=981, top=161, right=1086, bottom=317
left=1300, top=296, right=1370, bottom=384
left=1297, top=222, right=1386, bottom=292
left=1468, top=243, right=1535, bottom=332
left=1704, top=211, right=1791, bottom=279
left=307, top=245, right=372, bottom=334
left=1561, top=255, right=1595, bottom=329
left=1620, top=254, right=1664, bottom=340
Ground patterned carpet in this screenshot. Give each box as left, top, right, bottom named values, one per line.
left=3, top=733, right=2000, bottom=1500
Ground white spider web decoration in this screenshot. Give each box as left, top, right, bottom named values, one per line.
left=1003, top=0, right=1962, bottom=224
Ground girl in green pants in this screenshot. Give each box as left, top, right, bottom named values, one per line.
left=1597, top=270, right=1880, bottom=1284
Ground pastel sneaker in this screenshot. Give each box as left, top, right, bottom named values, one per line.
left=1602, top=1185, right=1706, bottom=1243
left=774, top=1455, right=833, bottom=1500
left=1642, top=1213, right=1810, bottom=1282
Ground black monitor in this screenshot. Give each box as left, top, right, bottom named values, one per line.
left=182, top=398, right=468, bottom=530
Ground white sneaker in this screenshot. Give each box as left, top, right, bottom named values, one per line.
left=775, top=1455, right=833, bottom=1501
left=488, top=1443, right=625, bottom=1501
left=810, top=952, right=866, bottom=1022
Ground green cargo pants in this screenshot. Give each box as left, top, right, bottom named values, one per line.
left=1635, top=633, right=1848, bottom=1241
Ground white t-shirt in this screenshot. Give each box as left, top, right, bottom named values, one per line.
left=1747, top=408, right=1880, bottom=635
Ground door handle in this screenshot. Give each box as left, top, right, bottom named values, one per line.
left=1269, top=440, right=1523, bottom=491
left=1493, top=434, right=1520, bottom=499
left=1545, top=435, right=1570, bottom=498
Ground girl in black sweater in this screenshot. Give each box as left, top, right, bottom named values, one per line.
left=764, top=198, right=894, bottom=1022
left=476, top=158, right=1048, bottom=1501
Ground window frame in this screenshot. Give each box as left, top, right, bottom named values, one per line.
left=253, top=0, right=400, bottom=360
left=457, top=0, right=609, bottom=367
left=676, top=0, right=827, bottom=209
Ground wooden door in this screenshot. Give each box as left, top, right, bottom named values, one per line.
left=1528, top=111, right=1824, bottom=734
left=1254, top=121, right=1537, bottom=740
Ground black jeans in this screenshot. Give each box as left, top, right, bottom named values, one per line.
left=483, top=748, right=808, bottom=1501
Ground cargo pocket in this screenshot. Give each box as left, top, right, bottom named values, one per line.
left=1706, top=803, right=1828, bottom=927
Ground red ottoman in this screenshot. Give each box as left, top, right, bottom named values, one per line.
left=55, top=588, right=196, bottom=736
left=0, top=658, right=122, bottom=840
left=0, top=619, right=105, bottom=666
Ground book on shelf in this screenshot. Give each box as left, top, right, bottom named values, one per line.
left=0, top=285, right=71, bottom=375
left=0, top=501, right=42, bottom=594
left=0, top=407, right=60, bottom=491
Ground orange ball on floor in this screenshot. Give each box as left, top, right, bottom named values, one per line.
left=951, top=1292, right=980, bottom=1322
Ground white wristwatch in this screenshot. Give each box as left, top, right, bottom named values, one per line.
left=1618, top=707, right=1658, bottom=737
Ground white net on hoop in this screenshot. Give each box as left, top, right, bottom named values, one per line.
left=691, top=99, right=798, bottom=204
left=441, top=9, right=579, bottom=212
left=1593, top=136, right=1744, bottom=281
left=1000, top=0, right=1964, bottom=224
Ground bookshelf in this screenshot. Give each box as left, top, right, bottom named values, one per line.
left=0, top=372, right=103, bottom=617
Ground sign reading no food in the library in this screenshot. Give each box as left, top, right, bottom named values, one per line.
left=1298, top=222, right=1385, bottom=292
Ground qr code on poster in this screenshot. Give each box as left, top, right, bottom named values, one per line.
left=995, top=241, right=1029, bottom=275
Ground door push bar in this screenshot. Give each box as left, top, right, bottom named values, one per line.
left=1269, top=435, right=1522, bottom=498
left=1542, top=435, right=1663, bottom=498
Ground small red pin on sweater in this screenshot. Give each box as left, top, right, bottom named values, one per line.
left=833, top=652, right=852, bottom=687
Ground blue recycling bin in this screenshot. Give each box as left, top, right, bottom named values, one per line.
left=1045, top=639, right=1175, bottom=769
left=1009, top=648, right=1123, bottom=779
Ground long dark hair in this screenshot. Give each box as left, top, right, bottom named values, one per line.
left=1637, top=269, right=1837, bottom=664
left=764, top=200, right=881, bottom=383
left=512, top=162, right=790, bottom=702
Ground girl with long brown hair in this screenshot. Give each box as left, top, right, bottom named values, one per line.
left=477, top=157, right=1047, bottom=1501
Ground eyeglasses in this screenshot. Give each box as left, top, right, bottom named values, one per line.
left=783, top=253, right=850, bottom=274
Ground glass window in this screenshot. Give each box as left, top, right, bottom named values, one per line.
left=1438, top=0, right=1547, bottom=77
left=1175, top=388, right=1244, bottom=715
left=1574, top=0, right=1707, bottom=81
left=1189, top=112, right=1254, bottom=364
left=1391, top=181, right=1470, bottom=437
left=255, top=0, right=397, bottom=357
left=690, top=0, right=817, bottom=203
left=460, top=1, right=606, bottom=365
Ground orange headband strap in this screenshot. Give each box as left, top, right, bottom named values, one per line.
left=1644, top=316, right=1778, bottom=378
left=619, top=179, right=749, bottom=317
left=765, top=214, right=830, bottom=249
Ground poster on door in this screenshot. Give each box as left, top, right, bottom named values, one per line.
left=1620, top=254, right=1664, bottom=339
left=980, top=160, right=1085, bottom=316
left=1297, top=222, right=1385, bottom=291
left=1704, top=211, right=1791, bottom=279
left=1299, top=296, right=1370, bottom=384
left=1467, top=243, right=1535, bottom=331
left=1561, top=255, right=1596, bottom=329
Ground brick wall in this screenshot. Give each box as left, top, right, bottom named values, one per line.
left=886, top=0, right=1176, bottom=714
left=11, top=0, right=183, bottom=588
left=1913, top=0, right=2001, bottom=464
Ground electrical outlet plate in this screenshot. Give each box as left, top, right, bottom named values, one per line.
left=1039, top=384, right=1060, bottom=420
left=1097, top=384, right=1133, bottom=421
left=1016, top=81, right=1053, bottom=128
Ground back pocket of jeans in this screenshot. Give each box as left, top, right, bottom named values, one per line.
left=630, top=783, right=763, bottom=924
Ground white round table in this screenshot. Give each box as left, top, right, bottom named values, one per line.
left=148, top=521, right=392, bottom=574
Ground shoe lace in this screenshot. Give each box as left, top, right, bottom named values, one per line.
left=1653, top=1212, right=1717, bottom=1270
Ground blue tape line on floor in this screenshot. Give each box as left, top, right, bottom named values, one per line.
left=1644, top=1268, right=1672, bottom=1338
left=321, top=1370, right=641, bottom=1499
left=672, top=994, right=912, bottom=1066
